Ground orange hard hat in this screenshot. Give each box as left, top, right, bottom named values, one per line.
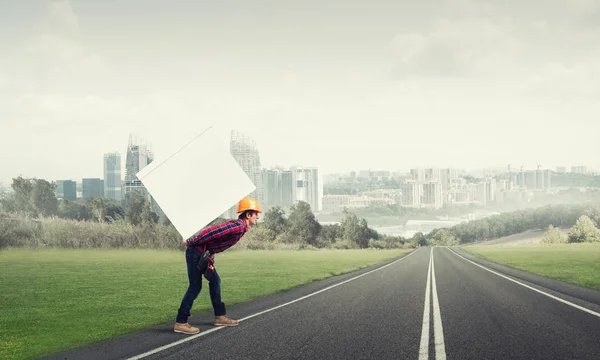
left=237, top=197, right=262, bottom=213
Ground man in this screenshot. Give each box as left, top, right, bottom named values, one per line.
left=173, top=197, right=261, bottom=335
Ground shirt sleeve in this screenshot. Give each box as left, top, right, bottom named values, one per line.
left=187, top=221, right=246, bottom=247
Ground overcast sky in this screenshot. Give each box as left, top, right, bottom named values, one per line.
left=1, top=0, right=599, bottom=185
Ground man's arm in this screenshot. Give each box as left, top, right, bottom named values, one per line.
left=186, top=221, right=245, bottom=247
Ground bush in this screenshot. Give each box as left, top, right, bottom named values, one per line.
left=0, top=216, right=184, bottom=250
left=568, top=215, right=600, bottom=243
left=0, top=217, right=42, bottom=249
left=541, top=225, right=568, bottom=244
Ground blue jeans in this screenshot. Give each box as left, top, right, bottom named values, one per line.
left=176, top=246, right=226, bottom=323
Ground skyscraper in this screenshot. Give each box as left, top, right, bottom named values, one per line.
left=123, top=134, right=154, bottom=200
left=122, top=134, right=167, bottom=222
left=281, top=170, right=294, bottom=209
left=293, top=166, right=320, bottom=212
left=55, top=180, right=77, bottom=201
left=82, top=178, right=104, bottom=199
left=222, top=131, right=263, bottom=218
left=262, top=168, right=282, bottom=205
left=104, top=152, right=122, bottom=201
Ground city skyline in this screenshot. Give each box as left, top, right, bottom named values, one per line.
left=1, top=1, right=600, bottom=185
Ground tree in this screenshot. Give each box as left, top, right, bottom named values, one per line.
left=31, top=179, right=58, bottom=217
left=568, top=215, right=600, bottom=243
left=86, top=197, right=108, bottom=222
left=125, top=190, right=157, bottom=225
left=411, top=232, right=428, bottom=247
left=58, top=199, right=92, bottom=221
left=105, top=202, right=126, bottom=222
left=286, top=201, right=321, bottom=246
left=5, top=177, right=58, bottom=217
left=318, top=223, right=344, bottom=245
left=262, top=206, right=288, bottom=235
left=10, top=177, right=37, bottom=216
left=339, top=208, right=372, bottom=248
left=0, top=187, right=16, bottom=212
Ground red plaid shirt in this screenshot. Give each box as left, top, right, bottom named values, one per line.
left=186, top=219, right=248, bottom=254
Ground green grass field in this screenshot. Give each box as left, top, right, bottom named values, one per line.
left=461, top=243, right=600, bottom=291
left=0, top=248, right=411, bottom=360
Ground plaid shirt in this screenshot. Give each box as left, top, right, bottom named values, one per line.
left=186, top=219, right=248, bottom=254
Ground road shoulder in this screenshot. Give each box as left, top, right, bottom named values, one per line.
left=450, top=246, right=600, bottom=308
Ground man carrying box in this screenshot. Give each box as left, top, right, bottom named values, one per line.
left=173, top=197, right=261, bottom=335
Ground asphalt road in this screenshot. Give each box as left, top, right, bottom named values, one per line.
left=46, top=247, right=600, bottom=360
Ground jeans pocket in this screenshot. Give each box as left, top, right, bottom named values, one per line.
left=203, top=264, right=215, bottom=281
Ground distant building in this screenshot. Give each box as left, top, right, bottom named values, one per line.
left=55, top=180, right=77, bottom=201
left=293, top=166, right=320, bottom=212
left=556, top=166, right=567, bottom=173
left=104, top=152, right=122, bottom=201
left=222, top=131, right=264, bottom=218
left=422, top=182, right=443, bottom=209
left=82, top=178, right=104, bottom=199
left=123, top=135, right=154, bottom=200
left=122, top=134, right=166, bottom=222
left=281, top=170, right=294, bottom=209
left=571, top=166, right=587, bottom=174
left=322, top=194, right=350, bottom=213
left=475, top=183, right=487, bottom=206
left=485, top=178, right=496, bottom=202
left=402, top=180, right=420, bottom=207
left=262, top=168, right=282, bottom=206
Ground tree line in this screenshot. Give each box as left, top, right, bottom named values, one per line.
left=424, top=202, right=600, bottom=245
left=0, top=176, right=408, bottom=250
left=0, top=176, right=160, bottom=225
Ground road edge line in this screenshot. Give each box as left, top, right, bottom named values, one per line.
left=127, top=248, right=421, bottom=360
left=447, top=247, right=600, bottom=319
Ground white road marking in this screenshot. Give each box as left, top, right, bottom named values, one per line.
left=431, top=248, right=447, bottom=360
left=127, top=248, right=421, bottom=360
left=448, top=247, right=600, bottom=319
left=419, top=247, right=447, bottom=360
left=418, top=248, right=432, bottom=360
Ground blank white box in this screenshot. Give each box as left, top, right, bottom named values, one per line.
left=136, top=126, right=256, bottom=240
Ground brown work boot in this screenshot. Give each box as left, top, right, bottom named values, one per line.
left=174, top=322, right=200, bottom=334
left=214, top=315, right=239, bottom=326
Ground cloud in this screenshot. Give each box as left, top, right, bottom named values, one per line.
left=41, top=0, right=79, bottom=35
left=521, top=62, right=599, bottom=100
left=567, top=0, right=599, bottom=13
left=10, top=0, right=108, bottom=95
left=388, top=18, right=519, bottom=79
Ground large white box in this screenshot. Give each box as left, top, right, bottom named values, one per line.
left=136, top=125, right=256, bottom=240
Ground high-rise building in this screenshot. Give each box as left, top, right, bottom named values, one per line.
left=222, top=131, right=263, bottom=218
left=293, top=166, right=320, bottom=211
left=485, top=178, right=496, bottom=202
left=55, top=180, right=77, bottom=201
left=123, top=135, right=154, bottom=201
left=82, top=178, right=104, bottom=199
left=104, top=152, right=122, bottom=201
left=543, top=169, right=552, bottom=189
left=281, top=170, right=294, bottom=209
left=122, top=135, right=166, bottom=222
left=402, top=180, right=420, bottom=207
left=262, top=168, right=282, bottom=206
left=422, top=182, right=442, bottom=208
left=475, top=182, right=487, bottom=206
left=230, top=131, right=263, bottom=202
left=524, top=171, right=537, bottom=189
